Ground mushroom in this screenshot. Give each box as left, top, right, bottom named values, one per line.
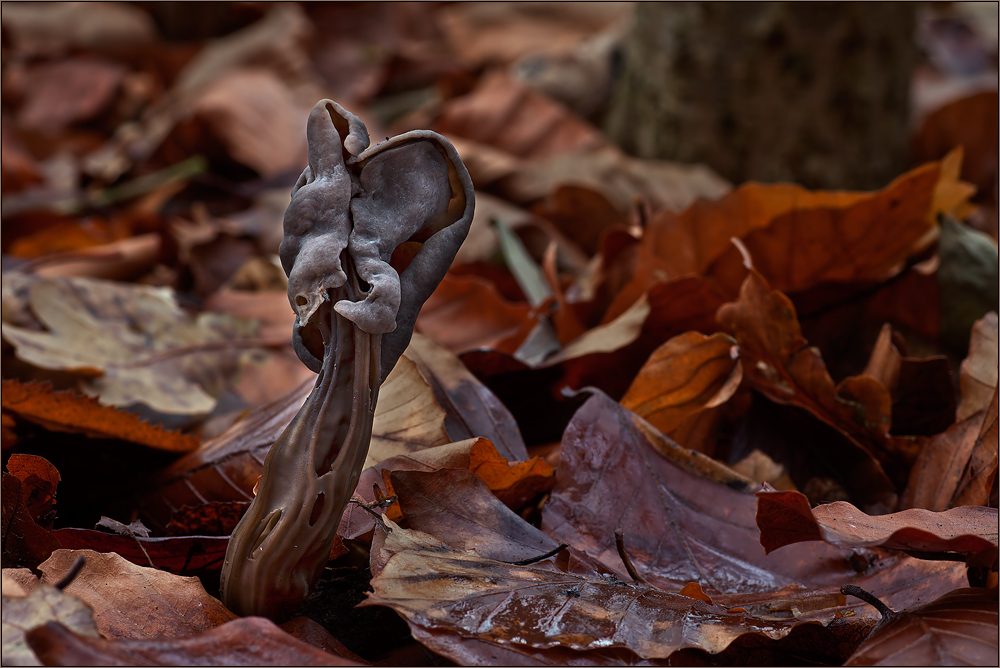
left=220, top=100, right=474, bottom=620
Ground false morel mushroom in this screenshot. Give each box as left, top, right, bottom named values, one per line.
left=220, top=100, right=474, bottom=620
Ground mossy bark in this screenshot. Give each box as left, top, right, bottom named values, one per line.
left=605, top=2, right=918, bottom=190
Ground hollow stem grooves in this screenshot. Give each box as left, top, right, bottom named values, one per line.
left=221, top=261, right=380, bottom=621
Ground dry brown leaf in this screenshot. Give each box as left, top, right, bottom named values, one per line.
left=436, top=2, right=632, bottom=68
left=364, top=355, right=451, bottom=469
left=37, top=549, right=235, bottom=640
left=17, top=57, right=126, bottom=135
left=756, top=489, right=998, bottom=555
left=1, top=474, right=61, bottom=571
left=844, top=587, right=999, bottom=666
left=2, top=381, right=200, bottom=452
left=620, top=331, right=741, bottom=437
left=404, top=333, right=528, bottom=461
left=901, top=407, right=990, bottom=512
left=716, top=267, right=898, bottom=506
left=25, top=616, right=363, bottom=666
left=958, top=311, right=999, bottom=421
left=174, top=68, right=309, bottom=177
left=0, top=2, right=157, bottom=58
left=433, top=70, right=608, bottom=159
left=2, top=580, right=100, bottom=666
left=951, top=387, right=999, bottom=508
left=416, top=272, right=537, bottom=354
left=502, top=146, right=731, bottom=218
left=4, top=454, right=60, bottom=531
left=1, top=275, right=260, bottom=415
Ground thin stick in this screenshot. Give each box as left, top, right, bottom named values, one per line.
left=508, top=544, right=569, bottom=566
left=615, top=529, right=650, bottom=585
left=53, top=555, right=87, bottom=590
left=841, top=584, right=895, bottom=619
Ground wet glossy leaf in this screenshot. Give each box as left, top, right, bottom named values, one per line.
left=845, top=587, right=999, bottom=666
left=541, top=390, right=861, bottom=594
left=620, top=331, right=741, bottom=437
left=37, top=549, right=234, bottom=639
left=365, top=520, right=826, bottom=661
left=756, top=489, right=998, bottom=555
left=2, top=581, right=99, bottom=666
left=1, top=380, right=200, bottom=452
left=25, top=616, right=362, bottom=666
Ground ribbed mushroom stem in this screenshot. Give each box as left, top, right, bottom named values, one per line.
left=221, top=254, right=379, bottom=621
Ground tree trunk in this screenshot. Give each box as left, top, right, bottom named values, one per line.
left=604, top=2, right=918, bottom=190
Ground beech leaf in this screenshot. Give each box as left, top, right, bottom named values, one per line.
left=2, top=581, right=99, bottom=666
left=845, top=587, right=999, bottom=666
left=756, top=489, right=998, bottom=555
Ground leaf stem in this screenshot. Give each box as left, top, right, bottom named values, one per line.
left=615, top=529, right=650, bottom=585
left=841, top=584, right=895, bottom=619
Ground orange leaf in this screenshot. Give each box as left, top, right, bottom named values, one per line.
left=621, top=331, right=741, bottom=437
left=1, top=380, right=199, bottom=453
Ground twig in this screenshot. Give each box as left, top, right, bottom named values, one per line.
left=615, top=529, right=649, bottom=585
left=506, top=543, right=569, bottom=566
left=53, top=555, right=87, bottom=590
left=841, top=584, right=895, bottom=619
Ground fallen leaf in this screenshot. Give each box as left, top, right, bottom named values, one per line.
left=173, top=68, right=309, bottom=177
left=37, top=549, right=235, bottom=639
left=540, top=391, right=860, bottom=594
left=1, top=380, right=200, bottom=452
left=432, top=70, right=608, bottom=159
left=364, top=519, right=826, bottom=661
left=0, top=2, right=156, bottom=58
left=1, top=474, right=61, bottom=570
left=138, top=345, right=461, bottom=531
left=25, top=616, right=362, bottom=666
left=958, top=311, right=999, bottom=421
left=2, top=580, right=99, bottom=666
left=165, top=501, right=250, bottom=537
left=416, top=272, right=537, bottom=353
left=395, top=333, right=528, bottom=461
left=339, top=438, right=553, bottom=540
left=844, top=587, right=999, bottom=666
left=860, top=324, right=957, bottom=436
left=912, top=90, right=999, bottom=198
left=436, top=2, right=632, bottom=69
left=53, top=530, right=229, bottom=578
left=4, top=454, right=60, bottom=530
left=951, top=387, right=999, bottom=508
left=364, top=355, right=451, bottom=469
left=708, top=153, right=973, bottom=296
left=1, top=276, right=260, bottom=415
left=901, top=404, right=992, bottom=512
left=620, top=331, right=741, bottom=437
left=716, top=266, right=899, bottom=505
left=756, top=489, right=998, bottom=555
left=502, top=146, right=731, bottom=219
left=17, top=57, right=126, bottom=135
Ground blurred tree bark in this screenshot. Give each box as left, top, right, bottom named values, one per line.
left=604, top=2, right=918, bottom=190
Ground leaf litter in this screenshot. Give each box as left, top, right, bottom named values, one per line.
left=1, top=3, right=997, bottom=665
